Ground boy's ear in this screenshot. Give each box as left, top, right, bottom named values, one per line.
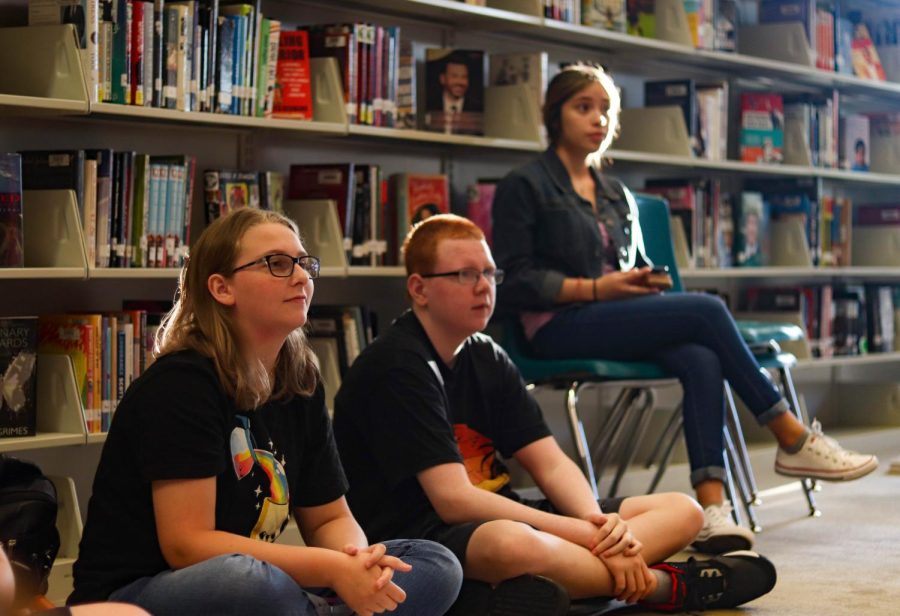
left=208, top=273, right=236, bottom=306
left=407, top=274, right=428, bottom=307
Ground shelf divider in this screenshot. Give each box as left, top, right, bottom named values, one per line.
left=23, top=190, right=89, bottom=273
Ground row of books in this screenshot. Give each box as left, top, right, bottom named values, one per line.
left=287, top=165, right=451, bottom=267
left=0, top=306, right=170, bottom=438
left=740, top=283, right=899, bottom=358
left=10, top=149, right=196, bottom=269
left=641, top=177, right=859, bottom=270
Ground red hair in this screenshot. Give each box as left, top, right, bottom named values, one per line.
left=402, top=214, right=485, bottom=276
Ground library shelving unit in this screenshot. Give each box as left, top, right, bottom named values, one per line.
left=2, top=0, right=900, bottom=597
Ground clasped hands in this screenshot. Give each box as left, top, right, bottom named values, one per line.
left=335, top=543, right=411, bottom=616
left=582, top=512, right=656, bottom=604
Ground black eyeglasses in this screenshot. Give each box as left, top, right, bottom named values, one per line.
left=231, top=254, right=321, bottom=278
left=421, top=268, right=504, bottom=286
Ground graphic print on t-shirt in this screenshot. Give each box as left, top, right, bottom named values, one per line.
left=230, top=415, right=290, bottom=542
left=454, top=423, right=510, bottom=492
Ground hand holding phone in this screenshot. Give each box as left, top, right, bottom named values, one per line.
left=645, top=266, right=673, bottom=290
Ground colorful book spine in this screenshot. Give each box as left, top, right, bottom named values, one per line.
left=0, top=154, right=24, bottom=268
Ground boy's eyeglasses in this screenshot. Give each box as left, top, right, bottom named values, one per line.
left=231, top=254, right=321, bottom=278
left=421, top=268, right=504, bottom=286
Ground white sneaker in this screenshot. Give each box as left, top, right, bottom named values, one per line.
left=775, top=420, right=879, bottom=481
left=692, top=502, right=755, bottom=554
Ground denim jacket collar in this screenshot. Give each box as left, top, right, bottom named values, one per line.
left=538, top=147, right=622, bottom=206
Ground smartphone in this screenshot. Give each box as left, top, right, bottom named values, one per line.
left=646, top=265, right=673, bottom=289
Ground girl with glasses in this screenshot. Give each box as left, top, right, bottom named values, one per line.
left=69, top=208, right=462, bottom=616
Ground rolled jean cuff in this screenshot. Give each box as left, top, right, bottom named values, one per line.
left=690, top=465, right=728, bottom=488
left=756, top=398, right=791, bottom=426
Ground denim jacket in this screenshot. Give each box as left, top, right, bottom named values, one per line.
left=493, top=148, right=652, bottom=315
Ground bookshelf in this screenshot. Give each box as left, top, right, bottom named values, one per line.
left=1, top=0, right=899, bottom=598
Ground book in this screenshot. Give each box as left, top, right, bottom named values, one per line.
left=840, top=113, right=870, bottom=171
left=759, top=0, right=816, bottom=52
left=488, top=51, right=548, bottom=128
left=19, top=150, right=86, bottom=217
left=288, top=164, right=356, bottom=257
left=423, top=48, right=485, bottom=136
left=0, top=153, right=24, bottom=268
left=0, top=317, right=38, bottom=438
left=581, top=0, right=626, bottom=32
left=733, top=191, right=768, bottom=266
left=739, top=93, right=784, bottom=164
left=273, top=29, right=312, bottom=120
left=259, top=171, right=284, bottom=212
left=387, top=173, right=449, bottom=264
left=865, top=284, right=894, bottom=353
left=396, top=37, right=416, bottom=129
left=854, top=203, right=900, bottom=226
left=38, top=315, right=96, bottom=431
left=851, top=23, right=886, bottom=81
left=204, top=169, right=260, bottom=223
left=28, top=0, right=101, bottom=103
left=644, top=79, right=702, bottom=157
left=466, top=181, right=497, bottom=247
left=626, top=0, right=655, bottom=38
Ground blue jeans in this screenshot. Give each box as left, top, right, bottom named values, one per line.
left=531, top=293, right=789, bottom=486
left=108, top=539, right=463, bottom=616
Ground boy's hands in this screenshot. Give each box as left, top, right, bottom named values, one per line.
left=333, top=545, right=411, bottom=616
left=599, top=551, right=656, bottom=603
left=583, top=512, right=642, bottom=558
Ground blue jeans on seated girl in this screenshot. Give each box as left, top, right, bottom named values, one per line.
left=108, top=539, right=462, bottom=616
left=530, top=292, right=790, bottom=486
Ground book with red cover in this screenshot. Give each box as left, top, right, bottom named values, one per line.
left=851, top=23, right=886, bottom=81
left=466, top=181, right=497, bottom=247
left=273, top=30, right=312, bottom=120
left=387, top=173, right=449, bottom=263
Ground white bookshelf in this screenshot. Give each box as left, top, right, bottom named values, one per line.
left=1, top=1, right=899, bottom=599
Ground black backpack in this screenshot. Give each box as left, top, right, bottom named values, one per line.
left=0, top=455, right=60, bottom=603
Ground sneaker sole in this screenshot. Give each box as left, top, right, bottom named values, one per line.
left=490, top=575, right=570, bottom=616
left=692, top=534, right=754, bottom=554
left=775, top=457, right=879, bottom=481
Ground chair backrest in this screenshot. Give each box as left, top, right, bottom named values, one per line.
left=633, top=193, right=684, bottom=293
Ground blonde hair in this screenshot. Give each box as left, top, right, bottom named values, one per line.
left=402, top=213, right=485, bottom=276
left=156, top=208, right=319, bottom=410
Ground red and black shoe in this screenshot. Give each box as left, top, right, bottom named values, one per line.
left=641, top=550, right=777, bottom=612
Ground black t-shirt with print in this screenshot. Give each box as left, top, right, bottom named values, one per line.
left=69, top=350, right=347, bottom=604
left=333, top=311, right=551, bottom=543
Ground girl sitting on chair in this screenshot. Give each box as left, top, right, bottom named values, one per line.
left=491, top=62, right=878, bottom=554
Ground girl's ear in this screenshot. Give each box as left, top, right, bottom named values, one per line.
left=408, top=274, right=428, bottom=307
left=208, top=273, right=236, bottom=306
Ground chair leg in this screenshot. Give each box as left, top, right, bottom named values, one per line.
left=724, top=382, right=761, bottom=507
left=722, top=452, right=746, bottom=530
left=609, top=389, right=657, bottom=497
left=724, top=423, right=761, bottom=533
left=646, top=406, right=683, bottom=494
left=592, top=388, right=643, bottom=490
left=564, top=381, right=600, bottom=500
left=779, top=367, right=821, bottom=517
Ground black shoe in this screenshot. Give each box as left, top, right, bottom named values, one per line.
left=445, top=575, right=570, bottom=616
left=643, top=550, right=777, bottom=612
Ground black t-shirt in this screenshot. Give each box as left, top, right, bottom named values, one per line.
left=69, top=350, right=348, bottom=604
left=333, top=311, right=551, bottom=542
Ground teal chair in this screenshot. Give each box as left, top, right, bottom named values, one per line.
left=500, top=194, right=818, bottom=530
left=636, top=193, right=819, bottom=529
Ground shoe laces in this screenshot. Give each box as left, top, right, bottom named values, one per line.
left=683, top=557, right=727, bottom=608
left=704, top=502, right=735, bottom=528
left=808, top=420, right=865, bottom=460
